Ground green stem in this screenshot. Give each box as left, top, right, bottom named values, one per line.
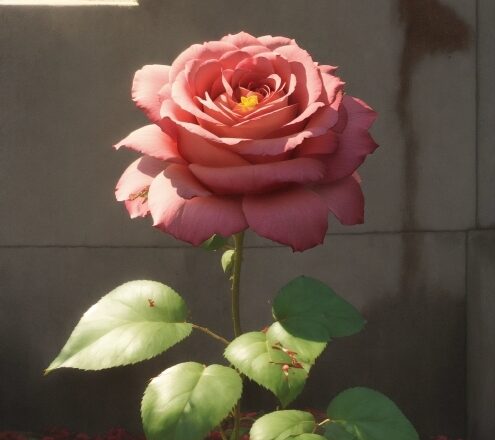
left=230, top=232, right=245, bottom=440
left=231, top=232, right=244, bottom=337
left=191, top=323, right=230, bottom=345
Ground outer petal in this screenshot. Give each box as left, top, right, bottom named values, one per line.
left=114, top=125, right=185, bottom=163
left=243, top=187, right=329, bottom=251
left=148, top=172, right=247, bottom=245
left=163, top=164, right=211, bottom=199
left=319, top=64, right=338, bottom=74
left=221, top=32, right=262, bottom=48
left=324, top=96, right=378, bottom=182
left=115, top=156, right=165, bottom=218
left=169, top=41, right=237, bottom=82
left=132, top=65, right=170, bottom=123
left=312, top=175, right=364, bottom=225
left=257, top=35, right=296, bottom=50
left=318, top=70, right=345, bottom=105
left=189, top=157, right=325, bottom=195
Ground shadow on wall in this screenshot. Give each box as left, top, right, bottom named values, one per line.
left=300, top=242, right=465, bottom=438
left=397, top=0, right=470, bottom=229
left=396, top=7, right=470, bottom=435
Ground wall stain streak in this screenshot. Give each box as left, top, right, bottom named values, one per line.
left=397, top=0, right=470, bottom=229
left=397, top=3, right=470, bottom=435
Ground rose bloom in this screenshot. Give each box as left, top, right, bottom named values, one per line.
left=115, top=32, right=377, bottom=251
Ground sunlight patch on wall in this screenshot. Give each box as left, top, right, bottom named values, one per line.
left=0, top=0, right=138, bottom=5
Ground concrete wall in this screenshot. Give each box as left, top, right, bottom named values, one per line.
left=0, top=0, right=492, bottom=438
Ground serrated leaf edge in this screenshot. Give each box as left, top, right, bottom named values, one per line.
left=47, top=323, right=193, bottom=372
left=46, top=280, right=192, bottom=372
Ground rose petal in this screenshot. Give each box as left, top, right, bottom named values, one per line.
left=169, top=117, right=244, bottom=145
left=319, top=70, right=345, bottom=105
left=169, top=40, right=237, bottom=82
left=115, top=156, right=164, bottom=201
left=198, top=92, right=237, bottom=125
left=243, top=187, right=329, bottom=251
left=163, top=164, right=211, bottom=199
left=319, top=64, right=338, bottom=75
left=177, top=126, right=249, bottom=166
left=187, top=59, right=223, bottom=97
left=274, top=45, right=322, bottom=107
left=312, top=175, right=364, bottom=225
left=172, top=71, right=219, bottom=124
left=257, top=35, right=296, bottom=50
left=236, top=56, right=275, bottom=79
left=115, top=156, right=165, bottom=218
left=343, top=95, right=377, bottom=129
left=324, top=96, right=378, bottom=182
left=219, top=50, right=252, bottom=70
left=221, top=32, right=262, bottom=48
left=160, top=98, right=197, bottom=123
left=203, top=104, right=299, bottom=139
left=189, top=157, right=325, bottom=195
left=232, top=45, right=268, bottom=56
left=232, top=130, right=310, bottom=155
left=148, top=172, right=247, bottom=245
left=114, top=124, right=185, bottom=164
left=303, top=90, right=344, bottom=135
left=132, top=65, right=170, bottom=123
left=296, top=130, right=339, bottom=156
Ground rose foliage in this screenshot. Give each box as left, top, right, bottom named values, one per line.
left=115, top=32, right=377, bottom=251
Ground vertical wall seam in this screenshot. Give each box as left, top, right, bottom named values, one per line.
left=475, top=0, right=480, bottom=228
left=465, top=229, right=471, bottom=439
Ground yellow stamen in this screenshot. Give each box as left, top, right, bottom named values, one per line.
left=238, top=95, right=259, bottom=112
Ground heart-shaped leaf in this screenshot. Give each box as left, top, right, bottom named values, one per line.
left=46, top=280, right=192, bottom=371
left=326, top=387, right=419, bottom=440
left=269, top=276, right=365, bottom=362
left=225, top=332, right=308, bottom=407
left=142, top=362, right=242, bottom=440
left=250, top=410, right=316, bottom=440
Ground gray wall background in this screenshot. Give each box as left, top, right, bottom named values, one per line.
left=0, top=0, right=493, bottom=439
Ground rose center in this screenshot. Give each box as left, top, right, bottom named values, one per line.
left=237, top=95, right=259, bottom=112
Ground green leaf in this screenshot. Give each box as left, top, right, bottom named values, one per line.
left=270, top=276, right=365, bottom=362
left=46, top=280, right=192, bottom=371
left=324, top=424, right=356, bottom=440
left=224, top=332, right=308, bottom=407
left=326, top=387, right=419, bottom=440
left=142, top=362, right=242, bottom=440
left=201, top=234, right=230, bottom=251
left=221, top=249, right=235, bottom=274
left=250, top=410, right=315, bottom=440
left=266, top=322, right=327, bottom=364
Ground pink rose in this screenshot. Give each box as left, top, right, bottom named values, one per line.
left=115, top=32, right=377, bottom=251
